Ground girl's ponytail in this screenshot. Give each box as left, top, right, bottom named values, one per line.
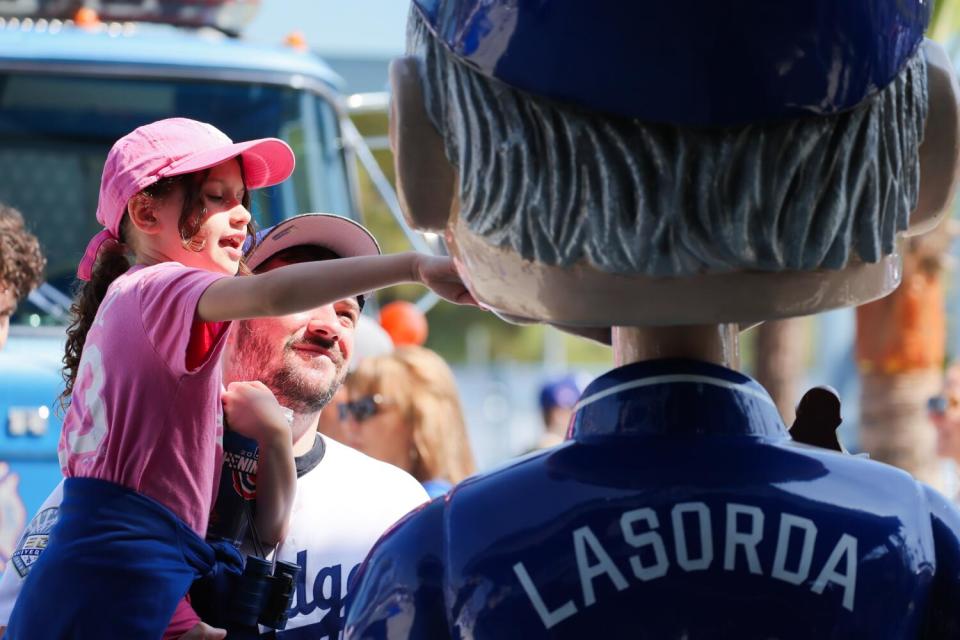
left=60, top=236, right=130, bottom=409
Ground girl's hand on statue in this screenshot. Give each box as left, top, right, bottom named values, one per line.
left=413, top=254, right=478, bottom=306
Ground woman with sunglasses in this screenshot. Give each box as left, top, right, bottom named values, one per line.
left=343, top=346, right=476, bottom=498
left=929, top=363, right=960, bottom=506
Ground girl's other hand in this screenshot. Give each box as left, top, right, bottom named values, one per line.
left=413, top=254, right=478, bottom=306
left=222, top=380, right=291, bottom=444
left=179, top=622, right=226, bottom=640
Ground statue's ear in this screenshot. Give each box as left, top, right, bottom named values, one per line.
left=388, top=57, right=456, bottom=231
left=907, top=39, right=960, bottom=236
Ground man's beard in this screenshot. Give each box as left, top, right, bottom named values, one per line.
left=230, top=321, right=346, bottom=414
left=268, top=356, right=342, bottom=414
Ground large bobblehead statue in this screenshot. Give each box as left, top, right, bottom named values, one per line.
left=347, top=1, right=960, bottom=637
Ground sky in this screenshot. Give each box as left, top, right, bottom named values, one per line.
left=246, top=0, right=408, bottom=57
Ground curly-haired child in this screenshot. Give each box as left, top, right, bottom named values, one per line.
left=0, top=204, right=46, bottom=350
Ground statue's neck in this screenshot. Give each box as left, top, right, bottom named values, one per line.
left=612, top=324, right=740, bottom=369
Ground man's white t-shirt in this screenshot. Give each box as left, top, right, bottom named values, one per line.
left=0, top=434, right=428, bottom=639
left=272, top=435, right=428, bottom=638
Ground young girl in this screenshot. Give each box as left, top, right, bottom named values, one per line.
left=5, top=118, right=474, bottom=639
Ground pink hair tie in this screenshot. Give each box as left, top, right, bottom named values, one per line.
left=76, top=229, right=120, bottom=281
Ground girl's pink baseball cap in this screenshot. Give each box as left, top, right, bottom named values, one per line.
left=77, top=117, right=296, bottom=281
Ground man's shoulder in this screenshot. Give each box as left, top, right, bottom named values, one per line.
left=311, top=435, right=429, bottom=504
left=317, top=434, right=418, bottom=481
left=352, top=452, right=551, bottom=560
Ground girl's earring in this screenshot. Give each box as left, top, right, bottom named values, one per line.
left=181, top=208, right=208, bottom=252
left=182, top=236, right=207, bottom=252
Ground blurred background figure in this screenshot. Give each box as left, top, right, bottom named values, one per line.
left=929, top=362, right=960, bottom=505
left=857, top=226, right=953, bottom=487
left=344, top=345, right=476, bottom=497
left=0, top=205, right=44, bottom=352
left=788, top=386, right=845, bottom=453
left=536, top=375, right=583, bottom=449
left=316, top=315, right=394, bottom=444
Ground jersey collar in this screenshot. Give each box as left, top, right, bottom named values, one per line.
left=570, top=359, right=787, bottom=440
left=295, top=434, right=326, bottom=478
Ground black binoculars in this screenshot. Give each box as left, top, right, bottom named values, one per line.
left=195, top=425, right=301, bottom=633
left=227, top=556, right=301, bottom=630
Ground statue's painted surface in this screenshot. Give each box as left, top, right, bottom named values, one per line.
left=346, top=2, right=960, bottom=637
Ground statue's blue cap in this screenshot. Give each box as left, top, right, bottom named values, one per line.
left=411, top=0, right=930, bottom=127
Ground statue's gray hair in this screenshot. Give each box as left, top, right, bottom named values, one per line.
left=407, top=9, right=928, bottom=276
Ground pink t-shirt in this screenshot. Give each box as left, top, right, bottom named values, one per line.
left=58, top=262, right=231, bottom=535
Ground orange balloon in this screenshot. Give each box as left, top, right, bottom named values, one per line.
left=284, top=30, right=309, bottom=52
left=380, top=301, right=428, bottom=346
left=74, top=7, right=100, bottom=28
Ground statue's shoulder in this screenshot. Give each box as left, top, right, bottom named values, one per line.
left=345, top=451, right=557, bottom=639
left=346, top=495, right=447, bottom=639
left=911, top=480, right=960, bottom=637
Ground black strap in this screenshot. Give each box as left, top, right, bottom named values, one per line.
left=242, top=496, right=268, bottom=561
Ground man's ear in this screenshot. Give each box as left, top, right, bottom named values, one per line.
left=126, top=197, right=161, bottom=235
left=389, top=56, right=456, bottom=231
left=907, top=39, right=960, bottom=236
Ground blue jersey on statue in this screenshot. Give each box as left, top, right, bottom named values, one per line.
left=346, top=359, right=960, bottom=639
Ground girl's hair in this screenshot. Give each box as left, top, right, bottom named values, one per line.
left=60, top=161, right=254, bottom=408
left=349, top=346, right=477, bottom=484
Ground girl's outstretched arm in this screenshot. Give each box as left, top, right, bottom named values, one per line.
left=197, top=252, right=473, bottom=322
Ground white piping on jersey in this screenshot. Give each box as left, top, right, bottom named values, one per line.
left=574, top=374, right=777, bottom=412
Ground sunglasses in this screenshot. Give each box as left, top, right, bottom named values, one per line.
left=929, top=393, right=960, bottom=416
left=339, top=394, right=391, bottom=423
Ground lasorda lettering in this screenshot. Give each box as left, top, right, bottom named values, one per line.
left=516, top=501, right=859, bottom=629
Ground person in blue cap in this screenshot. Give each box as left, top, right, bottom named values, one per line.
left=536, top=376, right=583, bottom=449
left=345, top=1, right=960, bottom=637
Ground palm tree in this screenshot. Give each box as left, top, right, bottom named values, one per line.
left=853, top=3, right=960, bottom=486
left=856, top=224, right=953, bottom=486
left=754, top=319, right=806, bottom=425
left=757, top=8, right=959, bottom=486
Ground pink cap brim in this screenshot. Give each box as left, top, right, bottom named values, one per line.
left=160, top=137, right=295, bottom=189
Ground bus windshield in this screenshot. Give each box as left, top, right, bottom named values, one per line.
left=0, top=72, right=353, bottom=325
